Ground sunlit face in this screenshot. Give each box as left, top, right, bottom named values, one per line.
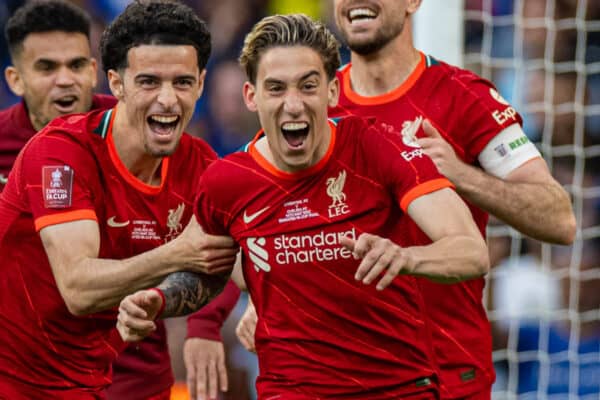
left=334, top=0, right=417, bottom=55
left=243, top=46, right=339, bottom=173
left=108, top=45, right=204, bottom=158
left=5, top=31, right=97, bottom=131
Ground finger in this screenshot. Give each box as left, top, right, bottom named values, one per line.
left=207, top=358, right=218, bottom=400
left=120, top=297, right=149, bottom=319
left=354, top=246, right=382, bottom=281
left=202, top=233, right=238, bottom=249
left=339, top=235, right=355, bottom=251
left=201, top=248, right=240, bottom=263
left=118, top=311, right=156, bottom=332
left=356, top=233, right=379, bottom=257
left=184, top=356, right=197, bottom=400
left=362, top=248, right=395, bottom=284
left=196, top=362, right=208, bottom=400
left=422, top=119, right=441, bottom=138
left=376, top=257, right=404, bottom=290
left=217, top=353, right=228, bottom=392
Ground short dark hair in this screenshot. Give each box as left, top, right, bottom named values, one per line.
left=100, top=0, right=211, bottom=74
left=240, top=14, right=341, bottom=84
left=5, top=0, right=91, bottom=59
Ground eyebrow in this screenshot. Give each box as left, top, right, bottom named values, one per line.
left=263, top=70, right=321, bottom=85
left=32, top=57, right=91, bottom=69
left=134, top=73, right=197, bottom=81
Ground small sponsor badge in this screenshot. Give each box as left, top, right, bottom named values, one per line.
left=42, top=165, right=74, bottom=208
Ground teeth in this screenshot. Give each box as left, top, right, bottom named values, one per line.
left=349, top=8, right=376, bottom=20
left=150, top=115, right=178, bottom=124
left=282, top=122, right=308, bottom=131
left=57, top=96, right=76, bottom=102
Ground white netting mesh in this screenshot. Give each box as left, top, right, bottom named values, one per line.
left=463, top=0, right=600, bottom=399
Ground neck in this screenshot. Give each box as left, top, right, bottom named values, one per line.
left=348, top=22, right=421, bottom=97
left=111, top=107, right=163, bottom=186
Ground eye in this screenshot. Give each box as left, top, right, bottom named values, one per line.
left=70, top=59, right=89, bottom=71
left=174, top=78, right=194, bottom=88
left=35, top=61, right=56, bottom=72
left=267, top=83, right=284, bottom=93
left=302, top=81, right=318, bottom=91
left=138, top=77, right=158, bottom=88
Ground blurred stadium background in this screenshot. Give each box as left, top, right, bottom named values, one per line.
left=1, top=1, right=598, bottom=399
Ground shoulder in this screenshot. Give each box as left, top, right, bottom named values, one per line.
left=0, top=102, right=34, bottom=137
left=423, top=56, right=500, bottom=98
left=91, top=94, right=118, bottom=110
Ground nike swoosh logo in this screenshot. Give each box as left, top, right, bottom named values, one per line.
left=0, top=174, right=8, bottom=185
left=107, top=216, right=130, bottom=228
left=243, top=206, right=270, bottom=224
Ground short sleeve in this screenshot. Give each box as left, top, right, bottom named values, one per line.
left=451, top=76, right=523, bottom=161
left=19, top=131, right=99, bottom=231
left=193, top=163, right=230, bottom=236
left=361, top=121, right=453, bottom=212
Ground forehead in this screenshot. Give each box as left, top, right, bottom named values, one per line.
left=256, top=46, right=326, bottom=82
left=125, top=44, right=199, bottom=75
left=18, top=31, right=91, bottom=63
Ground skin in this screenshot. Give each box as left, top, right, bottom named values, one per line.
left=40, top=44, right=237, bottom=316
left=117, top=45, right=489, bottom=342
left=107, top=44, right=206, bottom=185
left=4, top=31, right=97, bottom=131
left=233, top=0, right=576, bottom=351
left=242, top=46, right=339, bottom=173
left=332, top=0, right=575, bottom=244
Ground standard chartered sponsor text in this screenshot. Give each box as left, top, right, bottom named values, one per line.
left=274, top=227, right=357, bottom=264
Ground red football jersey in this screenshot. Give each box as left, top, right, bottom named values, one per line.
left=330, top=52, right=523, bottom=397
left=0, top=107, right=216, bottom=398
left=195, top=116, right=453, bottom=399
left=0, top=94, right=116, bottom=192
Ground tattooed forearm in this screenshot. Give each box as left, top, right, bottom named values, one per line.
left=156, top=271, right=230, bottom=318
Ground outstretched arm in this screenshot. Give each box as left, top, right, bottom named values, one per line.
left=418, top=120, right=576, bottom=244
left=41, top=217, right=237, bottom=316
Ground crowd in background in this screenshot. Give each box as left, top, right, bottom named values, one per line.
left=0, top=0, right=598, bottom=399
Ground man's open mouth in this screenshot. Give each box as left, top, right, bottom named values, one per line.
left=148, top=115, right=180, bottom=136
left=348, top=7, right=378, bottom=23
left=281, top=121, right=309, bottom=148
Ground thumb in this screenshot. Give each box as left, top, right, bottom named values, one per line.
left=422, top=119, right=441, bottom=138
left=143, top=289, right=165, bottom=319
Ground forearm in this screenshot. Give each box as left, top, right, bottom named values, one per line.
left=47, top=237, right=187, bottom=315
left=451, top=163, right=575, bottom=244
left=406, top=235, right=489, bottom=283
left=158, top=271, right=231, bottom=318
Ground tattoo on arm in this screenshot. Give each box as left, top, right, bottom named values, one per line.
left=157, top=271, right=230, bottom=318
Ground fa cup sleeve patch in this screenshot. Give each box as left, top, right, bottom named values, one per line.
left=42, top=165, right=74, bottom=208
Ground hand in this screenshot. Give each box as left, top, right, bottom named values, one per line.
left=417, top=119, right=466, bottom=182
left=235, top=299, right=257, bottom=352
left=184, top=338, right=228, bottom=400
left=340, top=233, right=413, bottom=290
left=176, top=217, right=239, bottom=275
left=116, top=289, right=162, bottom=341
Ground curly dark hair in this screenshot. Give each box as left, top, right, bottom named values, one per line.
left=5, top=0, right=91, bottom=59
left=100, top=0, right=211, bottom=74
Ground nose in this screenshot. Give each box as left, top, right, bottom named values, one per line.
left=283, top=90, right=303, bottom=116
left=157, top=83, right=177, bottom=109
left=55, top=66, right=76, bottom=87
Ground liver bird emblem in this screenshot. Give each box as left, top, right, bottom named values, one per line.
left=326, top=170, right=347, bottom=207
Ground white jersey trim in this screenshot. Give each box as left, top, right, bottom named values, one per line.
left=478, top=124, right=541, bottom=179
